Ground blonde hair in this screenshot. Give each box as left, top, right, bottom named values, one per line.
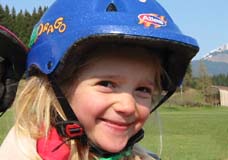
left=13, top=45, right=162, bottom=160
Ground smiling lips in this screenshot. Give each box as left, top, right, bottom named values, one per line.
left=100, top=118, right=134, bottom=131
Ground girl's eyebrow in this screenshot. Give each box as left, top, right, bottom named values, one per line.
left=92, top=75, right=155, bottom=86
left=91, top=74, right=124, bottom=81
left=145, top=80, right=155, bottom=87
left=139, top=80, right=155, bottom=90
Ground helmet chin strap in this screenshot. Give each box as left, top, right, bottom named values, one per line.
left=48, top=75, right=144, bottom=158
left=89, top=129, right=144, bottom=158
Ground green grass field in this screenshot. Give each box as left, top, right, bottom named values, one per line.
left=1, top=106, right=228, bottom=160
left=141, top=106, right=228, bottom=160
left=0, top=110, right=14, bottom=143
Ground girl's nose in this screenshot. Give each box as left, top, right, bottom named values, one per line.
left=113, top=93, right=137, bottom=116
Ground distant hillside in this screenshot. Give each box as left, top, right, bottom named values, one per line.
left=192, top=60, right=228, bottom=76
left=192, top=44, right=228, bottom=77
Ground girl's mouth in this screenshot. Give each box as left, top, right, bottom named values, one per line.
left=99, top=118, right=133, bottom=131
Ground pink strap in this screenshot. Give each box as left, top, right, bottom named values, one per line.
left=37, top=128, right=70, bottom=160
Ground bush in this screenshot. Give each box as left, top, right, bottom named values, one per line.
left=165, top=88, right=211, bottom=107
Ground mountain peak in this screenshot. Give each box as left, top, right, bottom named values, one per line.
left=202, top=43, right=228, bottom=63
left=209, top=43, right=228, bottom=53
left=192, top=43, right=228, bottom=76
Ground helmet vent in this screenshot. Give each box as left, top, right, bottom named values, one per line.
left=106, top=3, right=117, bottom=12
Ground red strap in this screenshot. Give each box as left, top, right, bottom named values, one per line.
left=37, top=128, right=70, bottom=160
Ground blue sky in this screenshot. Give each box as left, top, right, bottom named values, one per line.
left=0, top=0, right=227, bottom=60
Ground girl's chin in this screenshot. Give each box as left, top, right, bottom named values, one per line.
left=97, top=144, right=126, bottom=153
left=91, top=136, right=129, bottom=153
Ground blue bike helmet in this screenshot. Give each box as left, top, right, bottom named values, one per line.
left=28, top=0, right=199, bottom=90
left=27, top=0, right=199, bottom=157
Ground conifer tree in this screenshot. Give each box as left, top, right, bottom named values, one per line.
left=0, top=4, right=47, bottom=45
left=0, top=5, right=4, bottom=24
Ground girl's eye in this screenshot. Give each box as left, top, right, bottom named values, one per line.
left=137, top=87, right=152, bottom=94
left=135, top=87, right=152, bottom=98
left=97, top=81, right=115, bottom=88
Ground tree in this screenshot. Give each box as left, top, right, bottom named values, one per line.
left=14, top=10, right=25, bottom=42
left=212, top=74, right=228, bottom=86
left=10, top=7, right=17, bottom=31
left=0, top=5, right=47, bottom=45
left=24, top=10, right=32, bottom=45
left=0, top=5, right=4, bottom=24
left=182, top=64, right=193, bottom=89
left=1, top=5, right=11, bottom=28
left=198, top=61, right=212, bottom=97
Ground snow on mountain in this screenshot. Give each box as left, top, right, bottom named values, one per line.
left=202, top=44, right=228, bottom=63
left=192, top=43, right=228, bottom=76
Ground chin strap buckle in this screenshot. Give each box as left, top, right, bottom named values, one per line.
left=55, top=121, right=84, bottom=139
left=52, top=120, right=86, bottom=152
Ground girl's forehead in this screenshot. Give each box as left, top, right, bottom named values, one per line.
left=79, top=57, right=157, bottom=86
left=69, top=45, right=162, bottom=84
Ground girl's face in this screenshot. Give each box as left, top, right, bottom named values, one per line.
left=68, top=46, right=160, bottom=153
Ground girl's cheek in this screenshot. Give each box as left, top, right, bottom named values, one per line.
left=138, top=106, right=150, bottom=122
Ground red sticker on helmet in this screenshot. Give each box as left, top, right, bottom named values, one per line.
left=138, top=13, right=167, bottom=28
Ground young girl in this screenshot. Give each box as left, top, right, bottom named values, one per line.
left=0, top=0, right=199, bottom=159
